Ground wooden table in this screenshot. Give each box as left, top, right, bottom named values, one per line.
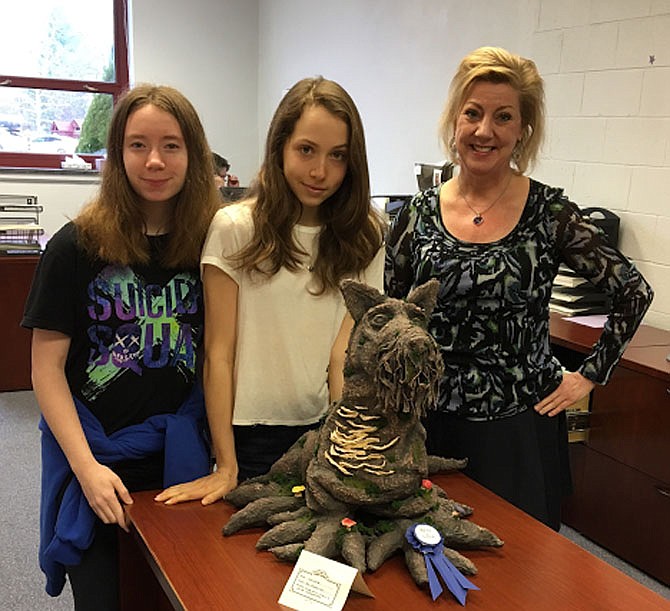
left=121, top=472, right=670, bottom=610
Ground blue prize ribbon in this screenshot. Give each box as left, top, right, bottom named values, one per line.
left=405, top=523, right=480, bottom=605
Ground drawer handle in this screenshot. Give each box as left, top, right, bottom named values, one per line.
left=656, top=487, right=670, bottom=499
left=566, top=411, right=590, bottom=432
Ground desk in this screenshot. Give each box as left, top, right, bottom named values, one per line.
left=121, top=473, right=670, bottom=610
left=0, top=255, right=38, bottom=391
left=549, top=311, right=670, bottom=377
left=550, top=312, right=670, bottom=585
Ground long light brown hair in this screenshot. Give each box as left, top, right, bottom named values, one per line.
left=439, top=47, right=545, bottom=175
left=236, top=77, right=384, bottom=294
left=75, top=84, right=221, bottom=268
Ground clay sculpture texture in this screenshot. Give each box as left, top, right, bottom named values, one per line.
left=223, top=279, right=503, bottom=587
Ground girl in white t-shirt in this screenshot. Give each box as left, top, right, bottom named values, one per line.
left=157, top=76, right=385, bottom=505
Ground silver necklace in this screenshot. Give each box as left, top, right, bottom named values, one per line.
left=458, top=173, right=512, bottom=226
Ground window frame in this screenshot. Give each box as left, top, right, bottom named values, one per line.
left=0, top=0, right=129, bottom=170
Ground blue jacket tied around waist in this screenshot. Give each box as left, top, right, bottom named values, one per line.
left=39, top=384, right=209, bottom=596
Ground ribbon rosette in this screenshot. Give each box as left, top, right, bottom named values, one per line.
left=405, top=523, right=479, bottom=605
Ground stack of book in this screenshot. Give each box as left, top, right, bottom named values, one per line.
left=550, top=265, right=609, bottom=316
left=0, top=194, right=44, bottom=256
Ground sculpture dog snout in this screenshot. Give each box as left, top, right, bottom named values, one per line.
left=376, top=314, right=443, bottom=417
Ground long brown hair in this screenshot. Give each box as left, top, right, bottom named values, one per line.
left=236, top=77, right=384, bottom=294
left=75, top=84, right=221, bottom=268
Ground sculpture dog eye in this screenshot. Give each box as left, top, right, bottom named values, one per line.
left=369, top=311, right=390, bottom=329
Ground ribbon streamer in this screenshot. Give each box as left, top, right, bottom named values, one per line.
left=406, top=523, right=479, bottom=605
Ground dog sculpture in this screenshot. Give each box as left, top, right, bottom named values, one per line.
left=223, top=279, right=503, bottom=587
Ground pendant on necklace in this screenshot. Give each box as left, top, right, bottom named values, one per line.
left=473, top=215, right=484, bottom=226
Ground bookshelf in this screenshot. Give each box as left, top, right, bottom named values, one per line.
left=549, top=265, right=609, bottom=316
left=549, top=208, right=620, bottom=317
left=0, top=194, right=44, bottom=256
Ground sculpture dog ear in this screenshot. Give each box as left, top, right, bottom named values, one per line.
left=406, top=279, right=440, bottom=320
left=340, top=279, right=386, bottom=322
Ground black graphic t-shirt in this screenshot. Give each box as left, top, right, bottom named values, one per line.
left=385, top=179, right=653, bottom=420
left=23, top=222, right=203, bottom=434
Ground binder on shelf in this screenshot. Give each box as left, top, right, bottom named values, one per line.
left=551, top=207, right=619, bottom=318
left=551, top=284, right=603, bottom=298
left=0, top=194, right=43, bottom=256
left=549, top=301, right=608, bottom=316
left=553, top=274, right=591, bottom=289
left=0, top=204, right=43, bottom=214
left=0, top=194, right=39, bottom=206
left=550, top=292, right=608, bottom=306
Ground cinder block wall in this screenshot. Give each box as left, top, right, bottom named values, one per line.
left=531, top=1, right=670, bottom=329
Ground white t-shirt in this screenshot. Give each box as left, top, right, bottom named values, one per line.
left=201, top=202, right=384, bottom=425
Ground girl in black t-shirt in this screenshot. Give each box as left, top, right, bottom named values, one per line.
left=22, top=84, right=221, bottom=610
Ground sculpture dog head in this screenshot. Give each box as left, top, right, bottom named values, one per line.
left=340, top=279, right=443, bottom=417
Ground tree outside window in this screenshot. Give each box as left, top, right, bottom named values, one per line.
left=0, top=0, right=128, bottom=169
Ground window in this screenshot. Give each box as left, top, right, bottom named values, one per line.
left=0, top=0, right=129, bottom=169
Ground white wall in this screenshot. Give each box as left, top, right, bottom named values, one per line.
left=1, top=0, right=668, bottom=328
left=131, top=0, right=258, bottom=184
left=258, top=0, right=537, bottom=195
left=257, top=0, right=669, bottom=329
left=530, top=0, right=670, bottom=329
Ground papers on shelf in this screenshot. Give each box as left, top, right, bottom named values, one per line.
left=61, top=155, right=92, bottom=170
left=549, top=302, right=607, bottom=316
left=551, top=265, right=607, bottom=315
left=565, top=314, right=608, bottom=328
left=0, top=194, right=44, bottom=255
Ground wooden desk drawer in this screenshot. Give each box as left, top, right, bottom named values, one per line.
left=589, top=367, right=670, bottom=483
left=563, top=444, right=670, bottom=585
left=0, top=255, right=39, bottom=391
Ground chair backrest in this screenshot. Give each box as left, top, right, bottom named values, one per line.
left=581, top=207, right=620, bottom=247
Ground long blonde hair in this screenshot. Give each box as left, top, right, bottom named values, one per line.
left=76, top=84, right=221, bottom=268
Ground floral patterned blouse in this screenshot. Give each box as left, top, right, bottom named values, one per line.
left=385, top=179, right=653, bottom=420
